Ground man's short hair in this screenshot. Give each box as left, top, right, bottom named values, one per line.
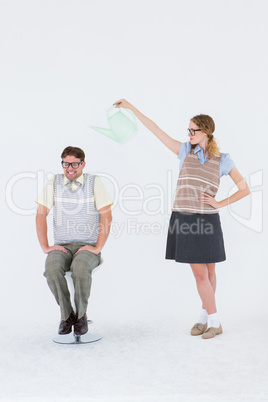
left=61, top=146, right=85, bottom=161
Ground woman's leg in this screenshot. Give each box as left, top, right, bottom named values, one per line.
left=207, top=263, right=216, bottom=293
left=190, top=263, right=217, bottom=315
left=190, top=263, right=222, bottom=337
left=201, top=263, right=216, bottom=309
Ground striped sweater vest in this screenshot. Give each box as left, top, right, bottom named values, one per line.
left=172, top=149, right=221, bottom=214
left=53, top=173, right=100, bottom=244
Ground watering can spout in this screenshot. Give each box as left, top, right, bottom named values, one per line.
left=91, top=126, right=115, bottom=140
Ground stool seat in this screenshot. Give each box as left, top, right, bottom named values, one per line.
left=53, top=257, right=103, bottom=344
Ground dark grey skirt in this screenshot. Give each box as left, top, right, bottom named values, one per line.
left=165, top=211, right=226, bottom=264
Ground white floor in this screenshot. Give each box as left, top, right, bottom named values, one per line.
left=1, top=315, right=267, bottom=402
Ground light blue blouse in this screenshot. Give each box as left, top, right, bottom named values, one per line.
left=177, top=142, right=235, bottom=178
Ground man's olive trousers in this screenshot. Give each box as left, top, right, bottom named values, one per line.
left=44, top=242, right=101, bottom=320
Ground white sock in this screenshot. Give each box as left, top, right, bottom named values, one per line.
left=198, top=308, right=208, bottom=324
left=208, top=312, right=220, bottom=328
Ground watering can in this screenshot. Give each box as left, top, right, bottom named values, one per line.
left=91, top=105, right=137, bottom=143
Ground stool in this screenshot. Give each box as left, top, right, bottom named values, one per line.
left=53, top=257, right=104, bottom=345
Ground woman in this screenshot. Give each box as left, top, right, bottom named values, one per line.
left=113, top=99, right=250, bottom=339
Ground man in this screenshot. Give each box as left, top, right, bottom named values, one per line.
left=36, top=146, right=113, bottom=336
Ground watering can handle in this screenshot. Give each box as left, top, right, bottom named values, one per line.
left=106, top=105, right=117, bottom=117
left=106, top=105, right=137, bottom=129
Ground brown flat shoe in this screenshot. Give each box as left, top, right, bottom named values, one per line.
left=58, top=311, right=77, bottom=335
left=191, top=322, right=208, bottom=336
left=74, top=313, right=88, bottom=336
left=202, top=325, right=223, bottom=339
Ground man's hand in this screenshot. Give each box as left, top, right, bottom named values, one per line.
left=42, top=245, right=67, bottom=254
left=75, top=245, right=101, bottom=255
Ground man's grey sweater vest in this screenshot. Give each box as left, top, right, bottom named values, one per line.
left=53, top=174, right=100, bottom=245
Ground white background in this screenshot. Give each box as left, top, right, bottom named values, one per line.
left=1, top=0, right=268, bottom=401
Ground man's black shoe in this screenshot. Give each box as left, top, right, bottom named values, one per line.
left=74, top=313, right=88, bottom=335
left=58, top=311, right=77, bottom=335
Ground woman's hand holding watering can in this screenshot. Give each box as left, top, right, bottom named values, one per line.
left=113, top=99, right=133, bottom=110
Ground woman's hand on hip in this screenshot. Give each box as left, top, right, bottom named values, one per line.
left=199, top=193, right=220, bottom=209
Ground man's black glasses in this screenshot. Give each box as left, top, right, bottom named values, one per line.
left=61, top=161, right=83, bottom=168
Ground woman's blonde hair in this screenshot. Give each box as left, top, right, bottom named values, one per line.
left=190, top=114, right=220, bottom=159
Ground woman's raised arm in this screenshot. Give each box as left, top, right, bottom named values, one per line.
left=113, top=99, right=181, bottom=155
